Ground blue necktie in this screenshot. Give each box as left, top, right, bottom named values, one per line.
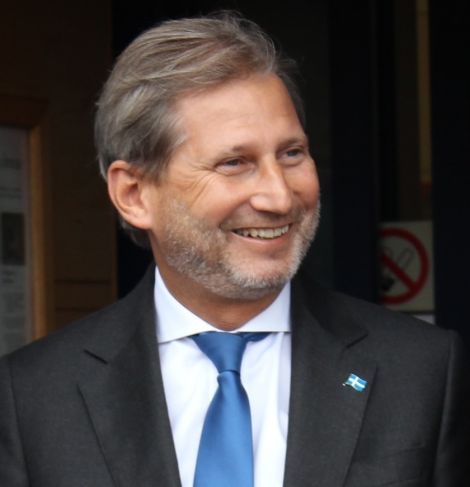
left=192, top=332, right=268, bottom=487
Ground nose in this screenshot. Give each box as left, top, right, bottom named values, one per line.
left=249, top=161, right=293, bottom=215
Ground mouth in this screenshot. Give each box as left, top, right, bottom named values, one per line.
left=232, top=224, right=290, bottom=240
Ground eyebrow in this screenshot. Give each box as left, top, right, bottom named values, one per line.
left=225, top=135, right=309, bottom=155
left=277, top=136, right=310, bottom=150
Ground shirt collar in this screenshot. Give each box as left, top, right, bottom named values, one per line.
left=154, top=267, right=291, bottom=344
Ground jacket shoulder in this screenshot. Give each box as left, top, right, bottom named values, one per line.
left=295, top=277, right=465, bottom=361
left=1, top=266, right=155, bottom=376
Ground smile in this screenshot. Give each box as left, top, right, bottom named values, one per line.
left=233, top=225, right=290, bottom=239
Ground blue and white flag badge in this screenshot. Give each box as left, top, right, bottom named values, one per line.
left=343, top=373, right=368, bottom=392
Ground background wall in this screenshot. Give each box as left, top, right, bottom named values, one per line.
left=0, top=1, right=115, bottom=333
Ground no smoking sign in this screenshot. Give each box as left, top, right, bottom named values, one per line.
left=379, top=221, right=434, bottom=312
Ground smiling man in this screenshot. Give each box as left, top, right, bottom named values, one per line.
left=108, top=73, right=319, bottom=327
left=0, top=12, right=468, bottom=487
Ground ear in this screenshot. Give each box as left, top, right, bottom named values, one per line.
left=107, top=160, right=153, bottom=230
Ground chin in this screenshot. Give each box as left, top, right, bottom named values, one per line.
left=216, top=264, right=298, bottom=300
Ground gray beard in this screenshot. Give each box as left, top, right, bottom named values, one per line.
left=159, top=200, right=321, bottom=301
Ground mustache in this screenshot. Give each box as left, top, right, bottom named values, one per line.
left=222, top=207, right=307, bottom=229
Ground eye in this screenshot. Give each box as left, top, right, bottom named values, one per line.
left=223, top=159, right=242, bottom=167
left=215, top=157, right=252, bottom=175
left=286, top=148, right=302, bottom=157
left=281, top=146, right=306, bottom=165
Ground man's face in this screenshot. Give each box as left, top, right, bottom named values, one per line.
left=144, top=74, right=320, bottom=301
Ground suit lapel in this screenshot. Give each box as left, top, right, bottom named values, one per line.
left=78, top=269, right=181, bottom=487
left=283, top=282, right=376, bottom=487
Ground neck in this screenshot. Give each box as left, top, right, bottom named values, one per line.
left=157, top=267, right=282, bottom=331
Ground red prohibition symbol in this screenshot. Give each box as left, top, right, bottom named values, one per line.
left=380, top=227, right=429, bottom=305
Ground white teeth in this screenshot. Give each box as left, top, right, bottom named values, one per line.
left=234, top=225, right=289, bottom=239
left=260, top=229, right=274, bottom=239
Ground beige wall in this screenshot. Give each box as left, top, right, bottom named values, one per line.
left=0, top=1, right=116, bottom=333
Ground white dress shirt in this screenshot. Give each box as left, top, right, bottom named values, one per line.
left=154, top=267, right=291, bottom=487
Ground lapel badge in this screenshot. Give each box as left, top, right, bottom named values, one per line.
left=343, top=373, right=367, bottom=392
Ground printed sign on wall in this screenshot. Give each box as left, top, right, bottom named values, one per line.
left=379, top=221, right=434, bottom=313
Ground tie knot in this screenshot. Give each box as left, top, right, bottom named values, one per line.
left=192, top=332, right=268, bottom=373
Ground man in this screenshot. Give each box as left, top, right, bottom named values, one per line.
left=0, top=12, right=468, bottom=487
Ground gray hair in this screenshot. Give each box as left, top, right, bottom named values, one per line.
left=95, top=11, right=304, bottom=246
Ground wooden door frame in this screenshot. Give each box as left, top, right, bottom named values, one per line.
left=0, top=94, right=52, bottom=339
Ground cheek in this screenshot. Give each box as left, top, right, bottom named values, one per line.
left=184, top=186, right=248, bottom=225
left=291, top=166, right=320, bottom=209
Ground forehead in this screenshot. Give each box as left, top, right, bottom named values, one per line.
left=172, top=74, right=304, bottom=149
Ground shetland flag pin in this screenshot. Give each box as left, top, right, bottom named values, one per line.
left=343, top=373, right=368, bottom=392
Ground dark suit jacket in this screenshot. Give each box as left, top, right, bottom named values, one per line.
left=0, top=269, right=468, bottom=486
